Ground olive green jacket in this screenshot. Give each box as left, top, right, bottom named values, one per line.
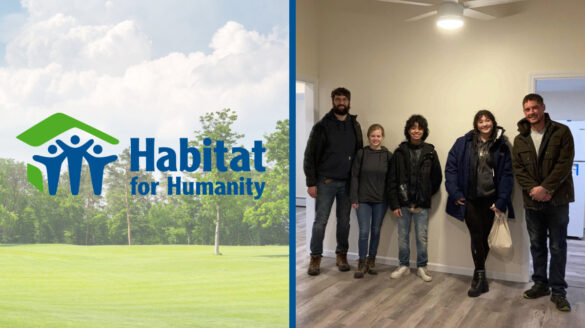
left=512, top=114, right=574, bottom=210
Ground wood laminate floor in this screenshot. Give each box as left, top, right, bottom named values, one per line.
left=295, top=207, right=585, bottom=328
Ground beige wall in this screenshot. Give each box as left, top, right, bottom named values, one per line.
left=298, top=0, right=585, bottom=281
left=296, top=0, right=318, bottom=80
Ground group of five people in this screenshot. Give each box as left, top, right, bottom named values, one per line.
left=303, top=88, right=573, bottom=312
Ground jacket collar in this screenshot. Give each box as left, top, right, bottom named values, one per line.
left=365, top=145, right=389, bottom=152
left=325, top=109, right=357, bottom=122
left=398, top=140, right=433, bottom=153
left=465, top=126, right=506, bottom=142
left=517, top=113, right=552, bottom=136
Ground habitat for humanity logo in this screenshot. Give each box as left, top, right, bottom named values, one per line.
left=16, top=113, right=119, bottom=195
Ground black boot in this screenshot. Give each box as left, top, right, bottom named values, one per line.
left=468, top=270, right=489, bottom=297
left=471, top=269, right=479, bottom=287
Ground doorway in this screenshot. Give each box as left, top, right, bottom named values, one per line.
left=295, top=80, right=316, bottom=207
left=296, top=80, right=317, bottom=257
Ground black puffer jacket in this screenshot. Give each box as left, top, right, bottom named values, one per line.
left=389, top=141, right=443, bottom=210
left=512, top=113, right=574, bottom=210
left=303, top=110, right=363, bottom=187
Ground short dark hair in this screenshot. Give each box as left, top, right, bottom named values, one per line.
left=473, top=109, right=498, bottom=140
left=523, top=93, right=544, bottom=106
left=367, top=124, right=385, bottom=137
left=331, top=87, right=351, bottom=100
left=404, top=114, right=429, bottom=141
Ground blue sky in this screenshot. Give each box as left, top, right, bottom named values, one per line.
left=0, top=0, right=25, bottom=64
left=0, top=0, right=289, bottom=163
left=0, top=0, right=288, bottom=63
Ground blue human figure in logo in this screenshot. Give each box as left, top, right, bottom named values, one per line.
left=83, top=145, right=118, bottom=195
left=32, top=144, right=67, bottom=195
left=55, top=135, right=94, bottom=195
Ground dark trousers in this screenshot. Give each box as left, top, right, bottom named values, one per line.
left=525, top=205, right=569, bottom=296
left=464, top=198, right=495, bottom=271
left=310, top=177, right=351, bottom=255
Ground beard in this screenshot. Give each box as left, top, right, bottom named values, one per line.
left=332, top=104, right=350, bottom=115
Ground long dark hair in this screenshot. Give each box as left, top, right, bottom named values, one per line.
left=473, top=109, right=498, bottom=141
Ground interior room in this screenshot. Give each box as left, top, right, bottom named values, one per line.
left=296, top=0, right=585, bottom=326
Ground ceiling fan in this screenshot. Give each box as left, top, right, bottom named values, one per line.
left=378, top=0, right=526, bottom=29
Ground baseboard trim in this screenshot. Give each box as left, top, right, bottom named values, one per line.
left=321, top=250, right=527, bottom=283
left=296, top=197, right=306, bottom=207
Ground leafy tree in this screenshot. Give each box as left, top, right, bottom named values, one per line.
left=105, top=148, right=155, bottom=245
left=191, top=108, right=245, bottom=254
left=0, top=159, right=29, bottom=212
left=244, top=119, right=289, bottom=244
left=0, top=204, right=19, bottom=243
left=176, top=196, right=200, bottom=245
left=0, top=159, right=30, bottom=242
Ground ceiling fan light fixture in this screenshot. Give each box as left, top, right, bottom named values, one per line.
left=436, top=2, right=464, bottom=30
left=437, top=15, right=464, bottom=30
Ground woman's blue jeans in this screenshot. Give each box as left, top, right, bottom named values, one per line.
left=356, top=202, right=387, bottom=259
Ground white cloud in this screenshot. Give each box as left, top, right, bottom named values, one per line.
left=0, top=5, right=288, bottom=163
left=6, top=13, right=151, bottom=74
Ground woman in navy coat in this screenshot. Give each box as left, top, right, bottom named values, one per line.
left=445, top=110, right=514, bottom=297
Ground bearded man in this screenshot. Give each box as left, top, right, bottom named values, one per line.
left=304, top=87, right=363, bottom=275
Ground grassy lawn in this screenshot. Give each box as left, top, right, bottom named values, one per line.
left=0, top=244, right=288, bottom=328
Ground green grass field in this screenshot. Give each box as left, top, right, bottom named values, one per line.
left=0, top=244, right=288, bottom=328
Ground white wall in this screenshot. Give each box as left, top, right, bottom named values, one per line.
left=295, top=82, right=316, bottom=203
left=298, top=0, right=585, bottom=282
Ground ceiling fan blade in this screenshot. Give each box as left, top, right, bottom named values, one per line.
left=463, top=8, right=496, bottom=20
left=378, top=0, right=434, bottom=6
left=405, top=10, right=438, bottom=22
left=464, top=0, right=525, bottom=9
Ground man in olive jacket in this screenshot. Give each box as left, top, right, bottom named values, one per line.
left=512, top=93, right=574, bottom=312
left=303, top=87, right=363, bottom=276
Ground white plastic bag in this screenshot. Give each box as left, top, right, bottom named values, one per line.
left=488, top=211, right=512, bottom=255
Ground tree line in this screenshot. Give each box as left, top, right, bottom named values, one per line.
left=0, top=109, right=289, bottom=249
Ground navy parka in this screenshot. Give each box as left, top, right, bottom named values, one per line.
left=445, top=128, right=515, bottom=221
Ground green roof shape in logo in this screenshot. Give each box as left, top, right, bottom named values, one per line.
left=17, top=113, right=119, bottom=192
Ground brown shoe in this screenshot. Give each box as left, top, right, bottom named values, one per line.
left=354, top=259, right=367, bottom=279
left=308, top=255, right=321, bottom=276
left=336, top=253, right=350, bottom=272
left=366, top=256, right=377, bottom=275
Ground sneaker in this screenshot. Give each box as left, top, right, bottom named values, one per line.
left=417, top=267, right=432, bottom=282
left=551, top=294, right=571, bottom=312
left=523, top=284, right=550, bottom=299
left=390, top=265, right=410, bottom=279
